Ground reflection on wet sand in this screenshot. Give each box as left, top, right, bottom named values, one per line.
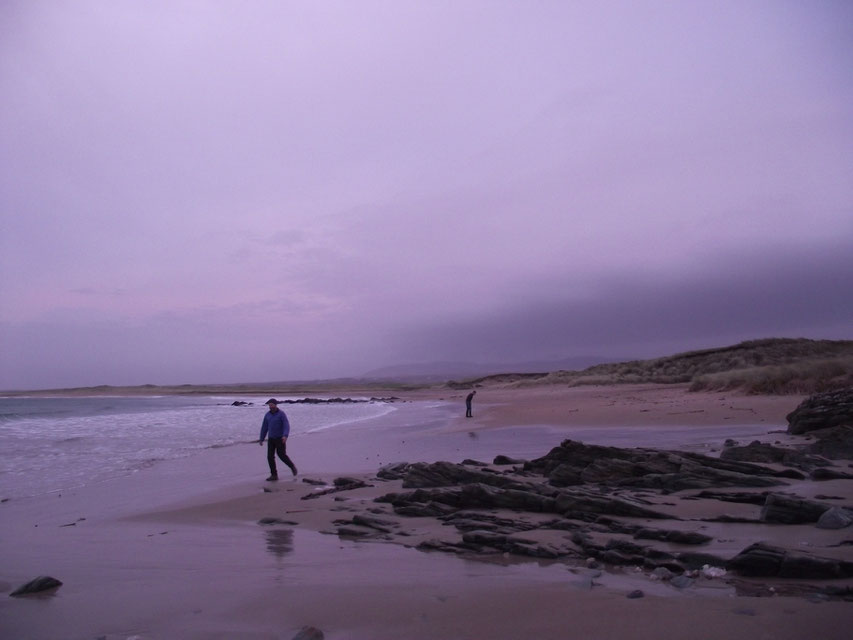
left=265, top=528, right=294, bottom=558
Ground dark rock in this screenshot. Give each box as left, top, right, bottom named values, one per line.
left=727, top=542, right=853, bottom=579
left=257, top=517, right=298, bottom=526
left=787, top=389, right=853, bottom=435
left=461, top=459, right=488, bottom=466
left=651, top=567, right=674, bottom=581
left=444, top=511, right=540, bottom=534
left=394, top=501, right=459, bottom=518
left=10, top=576, right=62, bottom=597
left=806, top=426, right=853, bottom=460
left=460, top=530, right=566, bottom=558
left=554, top=489, right=672, bottom=520
left=634, top=528, right=712, bottom=545
left=334, top=477, right=365, bottom=488
left=400, top=461, right=531, bottom=490
left=407, top=484, right=552, bottom=512
left=670, top=575, right=694, bottom=589
left=292, top=625, right=324, bottom=640
left=301, top=479, right=371, bottom=500
left=377, top=462, right=409, bottom=480
left=301, top=478, right=326, bottom=486
left=810, top=467, right=853, bottom=480
left=689, top=490, right=769, bottom=505
left=493, top=455, right=526, bottom=465
left=525, top=439, right=790, bottom=491
left=816, top=507, right=853, bottom=530
left=720, top=441, right=828, bottom=470
left=351, top=514, right=398, bottom=533
left=676, top=552, right=729, bottom=570
left=626, top=589, right=645, bottom=599
left=600, top=550, right=644, bottom=566
left=336, top=525, right=376, bottom=538
left=759, top=493, right=832, bottom=524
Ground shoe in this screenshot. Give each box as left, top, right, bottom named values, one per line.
left=291, top=467, right=298, bottom=478
left=266, top=475, right=279, bottom=482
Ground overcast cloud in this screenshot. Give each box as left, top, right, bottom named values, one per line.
left=1, top=1, right=851, bottom=389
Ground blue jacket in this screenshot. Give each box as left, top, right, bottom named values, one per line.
left=260, top=409, right=290, bottom=441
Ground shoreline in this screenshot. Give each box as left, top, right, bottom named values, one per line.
left=2, top=385, right=851, bottom=639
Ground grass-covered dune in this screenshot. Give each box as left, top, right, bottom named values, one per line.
left=468, top=338, right=853, bottom=395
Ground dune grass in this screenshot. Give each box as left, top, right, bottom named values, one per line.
left=471, top=338, right=853, bottom=395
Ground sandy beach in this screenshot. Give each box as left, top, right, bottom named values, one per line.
left=2, top=384, right=851, bottom=639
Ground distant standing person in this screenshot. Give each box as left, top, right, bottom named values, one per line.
left=465, top=390, right=476, bottom=418
left=259, top=398, right=298, bottom=481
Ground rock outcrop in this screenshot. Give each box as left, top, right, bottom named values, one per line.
left=720, top=441, right=829, bottom=470
left=523, top=439, right=796, bottom=491
left=805, top=426, right=853, bottom=460
left=316, top=434, right=853, bottom=601
left=727, top=542, right=853, bottom=579
left=759, top=493, right=834, bottom=524
left=787, top=388, right=853, bottom=435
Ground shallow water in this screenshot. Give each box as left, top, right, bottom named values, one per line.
left=0, top=395, right=396, bottom=499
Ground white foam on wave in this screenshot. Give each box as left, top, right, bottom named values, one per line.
left=0, top=396, right=401, bottom=499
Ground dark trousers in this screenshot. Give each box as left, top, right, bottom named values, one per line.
left=267, top=437, right=297, bottom=476
left=466, top=402, right=473, bottom=417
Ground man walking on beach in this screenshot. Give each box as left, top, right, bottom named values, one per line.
left=259, top=399, right=297, bottom=481
left=465, top=390, right=476, bottom=418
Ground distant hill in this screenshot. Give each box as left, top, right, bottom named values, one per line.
left=361, top=355, right=619, bottom=383
left=465, top=338, right=853, bottom=395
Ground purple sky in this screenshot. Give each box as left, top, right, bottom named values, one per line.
left=1, top=1, right=852, bottom=390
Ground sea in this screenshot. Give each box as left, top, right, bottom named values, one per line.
left=0, top=395, right=397, bottom=500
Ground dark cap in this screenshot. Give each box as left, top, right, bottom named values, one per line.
left=265, top=398, right=279, bottom=405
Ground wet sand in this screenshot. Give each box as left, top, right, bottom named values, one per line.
left=2, top=384, right=851, bottom=639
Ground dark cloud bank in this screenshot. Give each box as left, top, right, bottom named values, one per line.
left=403, top=244, right=853, bottom=364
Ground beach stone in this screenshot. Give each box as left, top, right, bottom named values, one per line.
left=816, top=507, right=853, bottom=530
left=292, top=626, right=324, bottom=640
left=626, top=589, right=645, bottom=599
left=759, top=493, right=832, bottom=524
left=787, top=389, right=853, bottom=435
left=9, top=575, right=62, bottom=597
left=493, top=455, right=526, bottom=465
left=670, top=575, right=694, bottom=589
left=651, top=567, right=674, bottom=581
